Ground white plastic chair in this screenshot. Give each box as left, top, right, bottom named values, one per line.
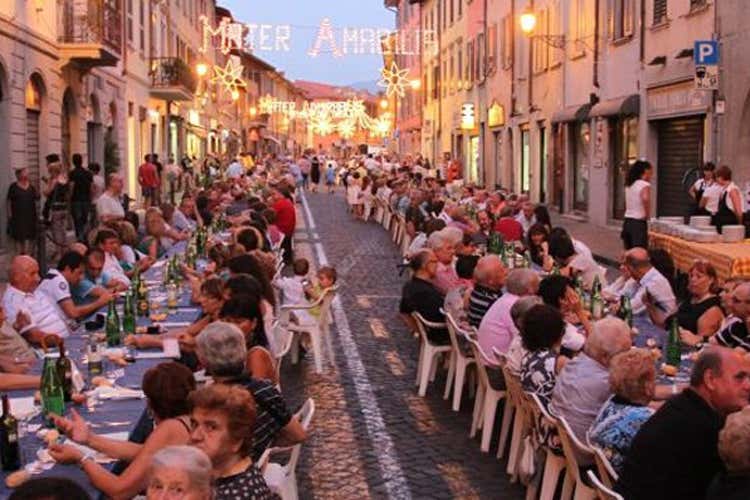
left=586, top=439, right=619, bottom=490
left=272, top=321, right=294, bottom=392
left=280, top=286, right=337, bottom=374
left=259, top=398, right=315, bottom=500
left=498, top=362, right=523, bottom=474
left=493, top=348, right=515, bottom=462
left=526, top=392, right=573, bottom=500
left=411, top=312, right=452, bottom=397
left=556, top=414, right=596, bottom=500
left=465, top=336, right=507, bottom=453
left=442, top=310, right=477, bottom=412
left=586, top=470, right=624, bottom=500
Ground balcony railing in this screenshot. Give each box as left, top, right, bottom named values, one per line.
left=150, top=58, right=198, bottom=101
left=59, top=0, right=122, bottom=53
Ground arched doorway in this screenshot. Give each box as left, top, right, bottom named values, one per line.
left=25, top=74, right=45, bottom=191
left=87, top=93, right=103, bottom=166
left=61, top=88, right=77, bottom=169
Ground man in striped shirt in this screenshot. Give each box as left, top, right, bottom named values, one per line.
left=713, top=281, right=750, bottom=351
left=467, top=255, right=506, bottom=328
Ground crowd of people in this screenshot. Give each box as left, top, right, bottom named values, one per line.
left=0, top=150, right=349, bottom=499
left=331, top=152, right=750, bottom=499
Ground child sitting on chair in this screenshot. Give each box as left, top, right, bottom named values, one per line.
left=274, top=258, right=310, bottom=306
left=303, top=266, right=338, bottom=321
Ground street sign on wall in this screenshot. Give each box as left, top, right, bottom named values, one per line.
left=694, top=40, right=719, bottom=90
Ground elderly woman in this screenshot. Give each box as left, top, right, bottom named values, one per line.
left=399, top=249, right=449, bottom=344
left=707, top=407, right=750, bottom=499
left=147, top=445, right=213, bottom=500
left=427, top=228, right=461, bottom=294
left=188, top=384, right=276, bottom=500
left=195, top=322, right=306, bottom=461
left=588, top=348, right=656, bottom=474
left=49, top=362, right=195, bottom=499
left=519, top=304, right=569, bottom=407
left=645, top=260, right=724, bottom=348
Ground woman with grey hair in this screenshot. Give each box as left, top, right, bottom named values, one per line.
left=147, top=445, right=213, bottom=499
left=707, top=407, right=750, bottom=499
left=196, top=321, right=306, bottom=461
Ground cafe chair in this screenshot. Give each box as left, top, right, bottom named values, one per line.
left=526, top=392, right=572, bottom=500
left=555, top=414, right=597, bottom=500
left=586, top=438, right=619, bottom=490
left=586, top=470, right=624, bottom=500
left=465, top=336, right=507, bottom=453
left=259, top=398, right=316, bottom=500
left=411, top=312, right=452, bottom=397
left=498, top=363, right=525, bottom=474
left=442, top=310, right=477, bottom=412
left=281, top=286, right=338, bottom=374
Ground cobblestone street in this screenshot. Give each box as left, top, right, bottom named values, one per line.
left=280, top=190, right=525, bottom=499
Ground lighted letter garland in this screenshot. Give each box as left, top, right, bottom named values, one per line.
left=307, top=18, right=343, bottom=58
left=378, top=61, right=410, bottom=98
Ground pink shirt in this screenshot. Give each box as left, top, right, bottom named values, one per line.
left=432, top=262, right=461, bottom=294
left=477, top=292, right=519, bottom=365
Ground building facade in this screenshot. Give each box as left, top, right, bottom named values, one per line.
left=402, top=0, right=726, bottom=231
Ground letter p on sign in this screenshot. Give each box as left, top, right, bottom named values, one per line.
left=694, top=41, right=719, bottom=65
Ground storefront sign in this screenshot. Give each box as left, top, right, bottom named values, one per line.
left=488, top=102, right=505, bottom=128
left=647, top=82, right=712, bottom=120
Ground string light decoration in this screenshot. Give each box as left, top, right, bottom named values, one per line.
left=211, top=55, right=247, bottom=97
left=372, top=113, right=392, bottom=137
left=308, top=18, right=343, bottom=58
left=311, top=115, right=334, bottom=135
left=378, top=61, right=410, bottom=98
left=337, top=120, right=356, bottom=139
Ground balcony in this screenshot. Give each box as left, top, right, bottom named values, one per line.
left=149, top=58, right=198, bottom=101
left=59, top=0, right=121, bottom=69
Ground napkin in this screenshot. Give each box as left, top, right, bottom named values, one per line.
left=92, top=385, right=144, bottom=400
left=9, top=396, right=38, bottom=420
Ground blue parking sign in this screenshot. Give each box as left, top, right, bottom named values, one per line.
left=695, top=40, right=719, bottom=65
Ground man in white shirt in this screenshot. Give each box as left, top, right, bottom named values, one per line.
left=96, top=174, right=126, bottom=222
left=624, top=247, right=677, bottom=315
left=3, top=256, right=69, bottom=342
left=515, top=202, right=537, bottom=235
left=364, top=154, right=379, bottom=173
left=225, top=157, right=244, bottom=179
left=172, top=195, right=198, bottom=233
left=477, top=269, right=540, bottom=365
left=95, top=229, right=131, bottom=287
left=37, top=251, right=112, bottom=325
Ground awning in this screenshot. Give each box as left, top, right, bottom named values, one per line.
left=589, top=94, right=640, bottom=118
left=551, top=103, right=593, bottom=123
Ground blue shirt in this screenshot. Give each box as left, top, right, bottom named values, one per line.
left=72, top=272, right=112, bottom=304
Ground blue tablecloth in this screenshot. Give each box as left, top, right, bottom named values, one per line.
left=0, top=253, right=201, bottom=497
left=632, top=313, right=693, bottom=384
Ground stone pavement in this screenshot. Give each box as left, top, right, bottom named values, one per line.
left=279, top=190, right=525, bottom=499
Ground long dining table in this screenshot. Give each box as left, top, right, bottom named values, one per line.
left=0, top=243, right=203, bottom=498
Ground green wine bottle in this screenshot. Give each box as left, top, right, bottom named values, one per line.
left=122, top=291, right=136, bottom=337
left=665, top=317, right=682, bottom=367
left=56, top=340, right=73, bottom=402
left=41, top=356, right=65, bottom=428
left=105, top=299, right=121, bottom=347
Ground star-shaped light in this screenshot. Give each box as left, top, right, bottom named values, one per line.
left=338, top=120, right=355, bottom=139
left=311, top=116, right=334, bottom=135
left=211, top=56, right=246, bottom=97
left=378, top=62, right=410, bottom=98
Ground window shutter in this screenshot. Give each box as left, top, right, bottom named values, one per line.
left=624, top=0, right=635, bottom=36
left=653, top=0, right=667, bottom=25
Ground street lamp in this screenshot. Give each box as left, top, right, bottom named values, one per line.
left=380, top=98, right=389, bottom=110
left=519, top=9, right=537, bottom=35
left=196, top=62, right=209, bottom=77
left=231, top=89, right=240, bottom=101
left=410, top=79, right=422, bottom=91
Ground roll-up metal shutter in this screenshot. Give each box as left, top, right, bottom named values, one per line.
left=656, top=115, right=704, bottom=217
